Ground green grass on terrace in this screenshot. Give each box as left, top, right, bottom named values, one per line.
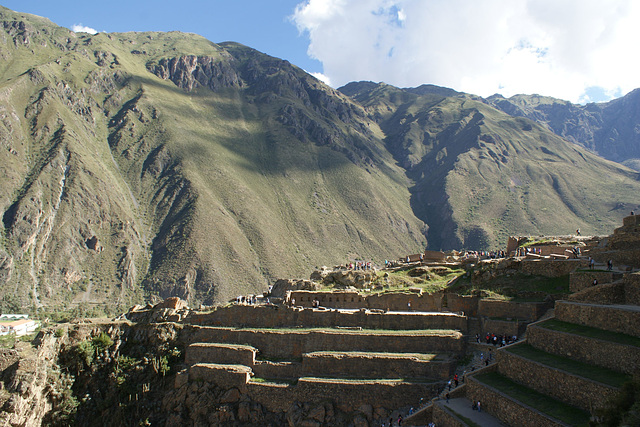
left=367, top=267, right=465, bottom=294
left=305, top=351, right=449, bottom=361
left=450, top=273, right=569, bottom=301
left=537, top=319, right=640, bottom=348
left=222, top=326, right=461, bottom=335
left=475, top=371, right=590, bottom=426
left=505, top=343, right=631, bottom=388
left=298, top=376, right=437, bottom=384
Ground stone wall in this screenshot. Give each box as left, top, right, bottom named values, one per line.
left=288, top=290, right=442, bottom=312
left=568, top=282, right=626, bottom=305
left=466, top=373, right=565, bottom=427
left=527, top=323, right=640, bottom=375
left=185, top=343, right=256, bottom=366
left=569, top=271, right=618, bottom=293
left=555, top=301, right=640, bottom=338
left=477, top=300, right=547, bottom=322
left=301, top=351, right=453, bottom=380
left=252, top=361, right=302, bottom=380
left=625, top=272, right=640, bottom=305
left=246, top=378, right=440, bottom=414
left=521, top=259, right=586, bottom=277
left=187, top=304, right=467, bottom=331
left=430, top=403, right=466, bottom=427
left=445, top=293, right=479, bottom=316
left=184, top=326, right=466, bottom=359
left=480, top=318, right=526, bottom=337
left=188, top=363, right=251, bottom=388
left=497, top=343, right=618, bottom=411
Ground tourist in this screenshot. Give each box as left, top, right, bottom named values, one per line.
left=445, top=392, right=450, bottom=403
left=576, top=228, right=581, bottom=236
left=593, top=279, right=598, bottom=286
left=608, top=259, right=613, bottom=271
left=477, top=401, right=481, bottom=412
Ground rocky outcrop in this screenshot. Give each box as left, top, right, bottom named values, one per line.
left=149, top=54, right=241, bottom=91
left=269, top=278, right=320, bottom=298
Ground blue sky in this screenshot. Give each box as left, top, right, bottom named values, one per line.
left=3, top=1, right=640, bottom=104
left=2, top=1, right=322, bottom=73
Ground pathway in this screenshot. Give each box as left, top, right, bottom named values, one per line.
left=438, top=397, right=506, bottom=426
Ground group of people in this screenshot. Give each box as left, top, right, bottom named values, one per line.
left=476, top=332, right=518, bottom=347
left=235, top=295, right=258, bottom=305
left=515, top=246, right=542, bottom=256
left=346, top=261, right=373, bottom=270
left=464, top=250, right=506, bottom=259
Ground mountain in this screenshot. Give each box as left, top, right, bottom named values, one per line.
left=487, top=90, right=640, bottom=169
left=340, top=82, right=640, bottom=250
left=0, top=7, right=426, bottom=314
left=0, top=6, right=639, bottom=314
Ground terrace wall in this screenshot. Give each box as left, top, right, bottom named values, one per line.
left=187, top=304, right=467, bottom=331
left=625, top=272, right=640, bottom=305
left=554, top=301, right=640, bottom=338
left=188, top=363, right=251, bottom=388
left=246, top=378, right=440, bottom=414
left=497, top=343, right=618, bottom=411
left=252, top=361, right=302, bottom=379
left=521, top=259, right=586, bottom=277
left=477, top=300, right=547, bottom=322
left=184, top=326, right=466, bottom=359
left=569, top=271, right=618, bottom=293
left=184, top=343, right=256, bottom=366
left=301, top=352, right=453, bottom=380
left=526, top=323, right=640, bottom=375
left=466, top=371, right=565, bottom=427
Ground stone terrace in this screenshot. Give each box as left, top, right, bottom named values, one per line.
left=174, top=306, right=467, bottom=416
left=408, top=216, right=640, bottom=426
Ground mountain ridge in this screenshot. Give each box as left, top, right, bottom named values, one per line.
left=0, top=6, right=639, bottom=313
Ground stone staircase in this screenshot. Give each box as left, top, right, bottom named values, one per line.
left=460, top=277, right=640, bottom=426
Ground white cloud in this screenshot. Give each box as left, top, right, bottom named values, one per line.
left=309, top=71, right=332, bottom=86
left=71, top=24, right=98, bottom=35
left=293, top=0, right=640, bottom=103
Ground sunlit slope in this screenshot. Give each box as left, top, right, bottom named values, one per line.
left=342, top=82, right=640, bottom=249
left=0, top=7, right=425, bottom=311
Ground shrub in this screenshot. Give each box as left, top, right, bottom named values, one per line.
left=91, top=332, right=113, bottom=352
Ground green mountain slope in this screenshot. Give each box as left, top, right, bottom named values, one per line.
left=0, top=7, right=425, bottom=313
left=487, top=90, right=640, bottom=168
left=340, top=82, right=640, bottom=249
left=1, top=6, right=639, bottom=313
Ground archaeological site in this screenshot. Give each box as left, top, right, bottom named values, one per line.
left=0, top=214, right=638, bottom=426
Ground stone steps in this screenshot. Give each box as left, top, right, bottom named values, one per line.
left=527, top=319, right=640, bottom=375
left=467, top=370, right=591, bottom=427
left=555, top=300, right=640, bottom=337
left=497, top=342, right=624, bottom=412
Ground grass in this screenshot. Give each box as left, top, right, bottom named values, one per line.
left=305, top=351, right=449, bottom=361
left=367, top=267, right=465, bottom=294
left=538, top=319, right=640, bottom=348
left=505, top=343, right=631, bottom=387
left=223, top=326, right=460, bottom=336
left=441, top=405, right=482, bottom=427
left=475, top=371, right=590, bottom=426
left=449, top=273, right=569, bottom=301
left=250, top=377, right=296, bottom=385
